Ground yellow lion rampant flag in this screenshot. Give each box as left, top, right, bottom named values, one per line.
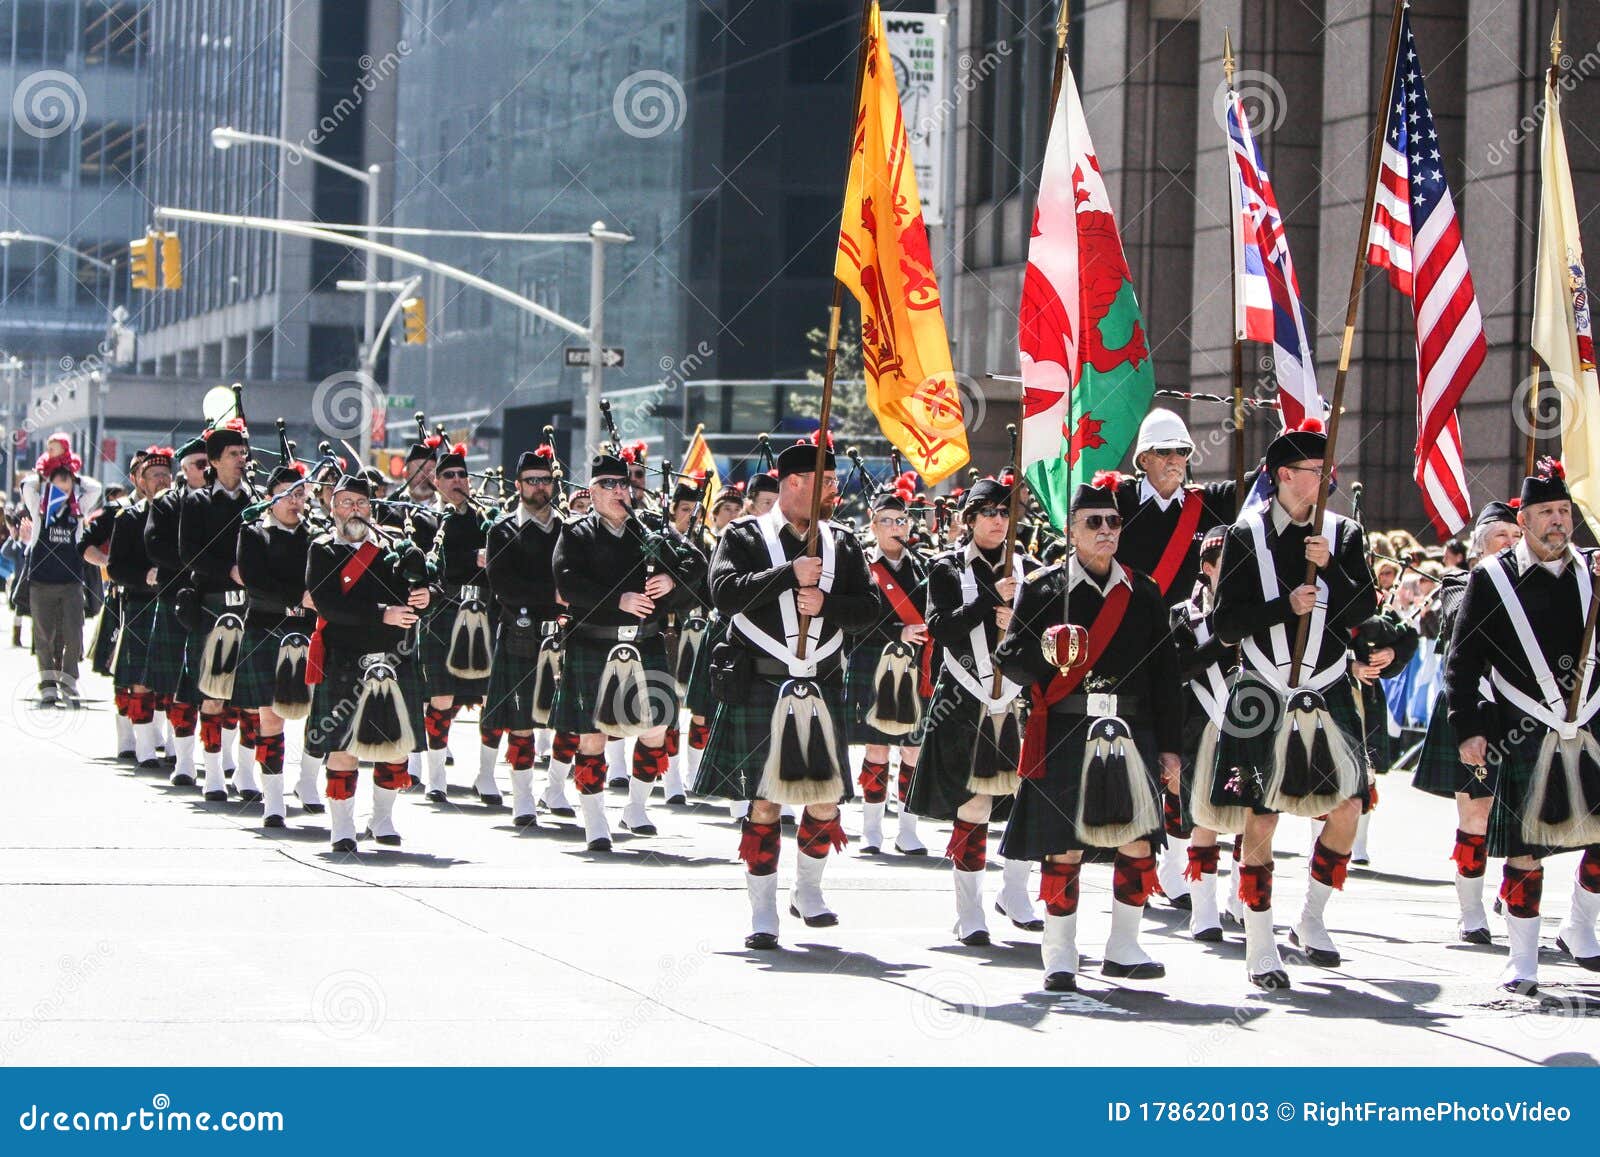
left=681, top=424, right=721, bottom=511
left=834, top=1, right=968, bottom=484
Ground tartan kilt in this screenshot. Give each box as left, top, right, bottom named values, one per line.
left=998, top=714, right=1165, bottom=861
left=91, top=586, right=120, bottom=677
left=306, top=647, right=427, bottom=757
left=142, top=598, right=193, bottom=699
left=1358, top=680, right=1395, bottom=774
left=694, top=673, right=853, bottom=803
left=1208, top=672, right=1369, bottom=815
left=1480, top=703, right=1593, bottom=859
left=417, top=602, right=490, bottom=701
left=1412, top=686, right=1494, bottom=800
left=548, top=633, right=673, bottom=736
left=185, top=605, right=243, bottom=706
left=112, top=594, right=158, bottom=686
left=684, top=616, right=727, bottom=718
left=905, top=675, right=1012, bottom=822
left=230, top=618, right=312, bottom=710
left=481, top=630, right=541, bottom=732
left=845, top=640, right=928, bottom=746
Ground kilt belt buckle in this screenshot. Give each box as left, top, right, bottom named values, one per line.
left=541, top=619, right=560, bottom=637
left=457, top=584, right=481, bottom=602
left=358, top=651, right=390, bottom=671
left=223, top=589, right=248, bottom=608
left=1085, top=692, right=1119, bottom=717
left=616, top=624, right=639, bottom=642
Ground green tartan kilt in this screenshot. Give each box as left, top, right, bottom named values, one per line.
left=306, top=647, right=427, bottom=757
left=1480, top=705, right=1596, bottom=859
left=694, top=673, right=853, bottom=803
left=91, top=587, right=120, bottom=677
left=1359, top=681, right=1394, bottom=773
left=1412, top=686, right=1495, bottom=800
left=230, top=617, right=313, bottom=710
left=548, top=633, right=673, bottom=736
left=1208, top=672, right=1369, bottom=815
left=138, top=598, right=191, bottom=697
left=112, top=594, right=157, bottom=687
left=481, top=629, right=542, bottom=732
left=684, top=616, right=727, bottom=718
left=845, top=641, right=930, bottom=747
left=418, top=602, right=491, bottom=701
left=905, top=676, right=1012, bottom=822
left=186, top=604, right=249, bottom=706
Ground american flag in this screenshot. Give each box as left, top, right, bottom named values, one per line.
left=1225, top=89, right=1323, bottom=429
left=1366, top=7, right=1483, bottom=537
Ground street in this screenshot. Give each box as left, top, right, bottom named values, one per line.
left=1, top=641, right=1595, bottom=1068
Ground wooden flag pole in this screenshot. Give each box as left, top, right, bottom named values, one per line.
left=1287, top=0, right=1405, bottom=688
left=1530, top=12, right=1564, bottom=477
left=796, top=0, right=876, bottom=660
left=1224, top=29, right=1247, bottom=513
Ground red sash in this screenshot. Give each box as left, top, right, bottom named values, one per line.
left=1020, top=581, right=1132, bottom=780
left=870, top=558, right=934, bottom=697
left=1149, top=488, right=1206, bottom=596
left=307, top=541, right=380, bottom=686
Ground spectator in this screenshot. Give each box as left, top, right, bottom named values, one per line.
left=1442, top=539, right=1466, bottom=568
left=24, top=462, right=91, bottom=705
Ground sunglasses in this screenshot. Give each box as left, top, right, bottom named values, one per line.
left=974, top=506, right=1009, bottom=519
left=1078, top=513, right=1122, bottom=530
left=518, top=475, right=553, bottom=486
left=592, top=477, right=629, bottom=491
left=438, top=469, right=468, bottom=480
left=1147, top=447, right=1192, bottom=459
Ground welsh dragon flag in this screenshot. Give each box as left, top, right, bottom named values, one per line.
left=1018, top=62, right=1155, bottom=527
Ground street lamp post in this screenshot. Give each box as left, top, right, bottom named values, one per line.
left=210, top=127, right=381, bottom=460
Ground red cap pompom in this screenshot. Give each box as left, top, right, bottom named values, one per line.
left=1296, top=417, right=1324, bottom=435
left=1508, top=497, right=1522, bottom=509
left=451, top=442, right=467, bottom=457
left=803, top=430, right=836, bottom=450
left=292, top=461, right=309, bottom=477
left=533, top=444, right=554, bottom=461
left=424, top=434, right=443, bottom=449
left=1091, top=469, right=1122, bottom=491
left=1536, top=455, right=1566, bottom=480
left=221, top=416, right=248, bottom=434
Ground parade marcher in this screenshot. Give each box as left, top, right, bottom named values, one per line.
left=695, top=437, right=879, bottom=947
left=1110, top=409, right=1242, bottom=910
left=1414, top=499, right=1521, bottom=943
left=1344, top=599, right=1417, bottom=864
left=82, top=467, right=130, bottom=752
left=233, top=462, right=315, bottom=827
left=305, top=472, right=434, bottom=852
left=178, top=419, right=254, bottom=803
left=144, top=438, right=209, bottom=786
left=997, top=475, right=1183, bottom=991
left=847, top=482, right=931, bottom=858
left=1445, top=460, right=1600, bottom=994
left=104, top=448, right=174, bottom=769
left=1209, top=419, right=1377, bottom=990
left=682, top=490, right=742, bottom=791
left=550, top=450, right=701, bottom=849
left=660, top=474, right=712, bottom=805
left=482, top=446, right=568, bottom=826
left=909, top=473, right=1042, bottom=944
left=418, top=443, right=493, bottom=804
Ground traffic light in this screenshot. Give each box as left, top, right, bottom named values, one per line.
left=401, top=296, right=427, bottom=345
left=128, top=233, right=156, bottom=290
left=158, top=232, right=183, bottom=290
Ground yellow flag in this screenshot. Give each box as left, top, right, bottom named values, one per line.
left=1531, top=65, right=1600, bottom=532
left=681, top=425, right=721, bottom=511
left=834, top=2, right=969, bottom=484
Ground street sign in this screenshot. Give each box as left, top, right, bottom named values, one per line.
left=564, top=347, right=624, bottom=368
left=385, top=394, right=416, bottom=410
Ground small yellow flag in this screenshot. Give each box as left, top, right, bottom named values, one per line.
left=834, top=2, right=969, bottom=484
left=681, top=425, right=721, bottom=512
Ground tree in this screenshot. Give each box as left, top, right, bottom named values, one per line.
left=795, top=322, right=881, bottom=443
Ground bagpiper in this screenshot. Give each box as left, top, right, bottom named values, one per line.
left=1444, top=460, right=1600, bottom=994
left=1413, top=498, right=1522, bottom=943
left=82, top=461, right=135, bottom=760
left=549, top=449, right=701, bottom=850
left=997, top=474, right=1183, bottom=992
left=305, top=471, right=434, bottom=852
left=907, top=472, right=1043, bottom=944
left=1208, top=419, right=1377, bottom=990
left=693, top=436, right=879, bottom=948
left=481, top=445, right=569, bottom=826
left=104, top=447, right=174, bottom=770
left=660, top=473, right=713, bottom=805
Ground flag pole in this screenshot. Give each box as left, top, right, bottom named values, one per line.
left=1224, top=28, right=1247, bottom=512
left=1530, top=10, right=1563, bottom=478
left=1287, top=0, right=1406, bottom=687
left=796, top=0, right=876, bottom=660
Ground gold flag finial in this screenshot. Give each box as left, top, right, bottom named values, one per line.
left=1056, top=1, right=1069, bottom=50
left=1223, top=27, right=1236, bottom=88
left=1552, top=9, right=1564, bottom=71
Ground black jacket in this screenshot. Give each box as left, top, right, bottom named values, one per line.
left=306, top=532, right=434, bottom=655
left=554, top=510, right=702, bottom=629
left=485, top=508, right=563, bottom=623
left=238, top=517, right=312, bottom=627
left=106, top=500, right=160, bottom=597
left=178, top=483, right=252, bottom=596
left=143, top=486, right=188, bottom=591
left=1114, top=475, right=1239, bottom=608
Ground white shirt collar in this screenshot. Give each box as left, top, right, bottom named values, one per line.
left=1270, top=499, right=1313, bottom=533
left=1138, top=477, right=1182, bottom=512
left=516, top=503, right=556, bottom=529
left=212, top=480, right=246, bottom=499
left=1514, top=538, right=1573, bottom=577
left=1068, top=555, right=1131, bottom=593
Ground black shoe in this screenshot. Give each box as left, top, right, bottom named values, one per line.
left=1044, top=972, right=1077, bottom=992
left=894, top=842, right=929, bottom=857
left=745, top=932, right=780, bottom=950
left=331, top=838, right=358, bottom=854
left=238, top=790, right=263, bottom=803
left=1193, top=926, right=1225, bottom=943
left=513, top=813, right=538, bottom=828
left=1250, top=969, right=1291, bottom=991
left=118, top=750, right=137, bottom=764
left=1352, top=856, right=1370, bottom=866
left=301, top=803, right=325, bottom=815
left=859, top=844, right=881, bottom=855
left=445, top=753, right=455, bottom=767
left=621, top=821, right=657, bottom=836
left=1220, top=909, right=1244, bottom=928
left=608, top=777, right=628, bottom=791
left=1288, top=930, right=1341, bottom=967
left=1102, top=959, right=1166, bottom=980
left=1556, top=936, right=1600, bottom=971
left=587, top=837, right=612, bottom=852
left=171, top=773, right=196, bottom=787
left=548, top=807, right=575, bottom=818
left=789, top=903, right=839, bottom=928
left=476, top=791, right=503, bottom=807
left=1493, top=898, right=1503, bottom=915
left=162, top=755, right=177, bottom=767
left=263, top=814, right=286, bottom=829
left=957, top=929, right=991, bottom=947
left=1461, top=927, right=1493, bottom=945
left=780, top=814, right=797, bottom=828
left=425, top=790, right=447, bottom=804
left=137, top=758, right=163, bottom=770
left=1500, top=977, right=1539, bottom=996
left=666, top=794, right=687, bottom=806
left=203, top=790, right=227, bottom=802
left=995, top=903, right=1044, bottom=932
left=375, top=833, right=402, bottom=847
left=1167, top=893, right=1193, bottom=911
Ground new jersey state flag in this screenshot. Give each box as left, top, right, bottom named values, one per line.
left=834, top=1, right=969, bottom=484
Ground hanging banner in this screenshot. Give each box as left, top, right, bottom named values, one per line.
left=883, top=12, right=947, bottom=226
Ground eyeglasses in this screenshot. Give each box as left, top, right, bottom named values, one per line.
left=1148, top=447, right=1192, bottom=459
left=875, top=516, right=909, bottom=528
left=1078, top=513, right=1122, bottom=530
left=438, top=469, right=468, bottom=480
left=1281, top=465, right=1322, bottom=475
left=974, top=506, right=1008, bottom=519
left=332, top=497, right=370, bottom=511
left=592, top=477, right=628, bottom=491
left=518, top=475, right=553, bottom=486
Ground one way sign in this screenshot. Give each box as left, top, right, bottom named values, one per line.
left=564, top=347, right=625, bottom=368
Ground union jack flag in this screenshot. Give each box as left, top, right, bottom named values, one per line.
left=1225, top=88, right=1322, bottom=430
left=1367, top=6, right=1483, bottom=538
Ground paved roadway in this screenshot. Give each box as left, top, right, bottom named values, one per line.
left=0, top=641, right=1596, bottom=1067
